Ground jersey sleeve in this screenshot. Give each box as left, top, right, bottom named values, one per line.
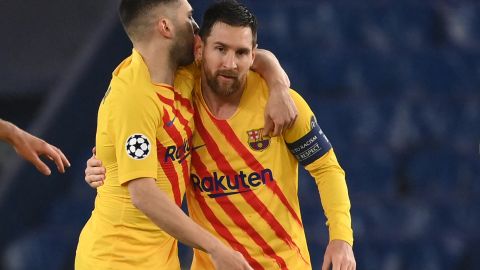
left=110, top=86, right=160, bottom=185
left=284, top=90, right=354, bottom=246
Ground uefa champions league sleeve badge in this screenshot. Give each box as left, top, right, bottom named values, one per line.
left=126, top=134, right=152, bottom=160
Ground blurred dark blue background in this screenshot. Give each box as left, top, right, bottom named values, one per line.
left=0, top=0, right=479, bottom=269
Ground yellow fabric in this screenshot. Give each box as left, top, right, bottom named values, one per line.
left=75, top=49, right=195, bottom=270
left=186, top=71, right=352, bottom=270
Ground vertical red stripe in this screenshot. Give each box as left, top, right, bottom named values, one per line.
left=155, top=91, right=193, bottom=207
left=194, top=109, right=289, bottom=269
left=156, top=140, right=182, bottom=207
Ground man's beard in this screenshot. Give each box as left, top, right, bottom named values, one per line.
left=204, top=67, right=244, bottom=97
left=171, top=25, right=194, bottom=66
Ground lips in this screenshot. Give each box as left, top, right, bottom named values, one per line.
left=217, top=71, right=238, bottom=79
left=218, top=75, right=236, bottom=81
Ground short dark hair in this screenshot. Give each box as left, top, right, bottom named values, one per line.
left=199, top=0, right=258, bottom=46
left=119, top=0, right=178, bottom=40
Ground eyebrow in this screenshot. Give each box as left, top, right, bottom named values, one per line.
left=213, top=41, right=251, bottom=53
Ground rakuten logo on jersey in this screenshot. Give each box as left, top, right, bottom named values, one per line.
left=191, top=169, right=274, bottom=198
left=162, top=137, right=193, bottom=164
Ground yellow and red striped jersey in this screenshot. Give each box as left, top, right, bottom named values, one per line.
left=186, top=71, right=353, bottom=270
left=75, top=49, right=195, bottom=270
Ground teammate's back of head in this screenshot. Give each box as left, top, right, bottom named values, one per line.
left=119, top=0, right=179, bottom=41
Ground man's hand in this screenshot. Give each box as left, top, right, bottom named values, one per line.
left=85, top=147, right=105, bottom=188
left=10, top=125, right=70, bottom=176
left=251, top=49, right=298, bottom=137
left=322, top=240, right=356, bottom=270
left=128, top=178, right=253, bottom=270
left=264, top=85, right=298, bottom=137
left=209, top=245, right=253, bottom=270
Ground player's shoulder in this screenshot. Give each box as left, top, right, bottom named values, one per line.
left=112, top=50, right=152, bottom=89
left=104, top=74, right=155, bottom=114
left=176, top=63, right=199, bottom=81
left=174, top=63, right=199, bottom=96
left=247, top=70, right=265, bottom=84
left=288, top=88, right=309, bottom=106
left=246, top=70, right=269, bottom=94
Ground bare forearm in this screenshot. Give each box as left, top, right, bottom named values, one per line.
left=0, top=119, right=19, bottom=145
left=252, top=49, right=290, bottom=88
left=129, top=178, right=222, bottom=253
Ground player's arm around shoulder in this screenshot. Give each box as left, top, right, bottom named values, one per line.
left=252, top=49, right=298, bottom=137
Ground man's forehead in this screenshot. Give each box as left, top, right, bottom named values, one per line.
left=207, top=22, right=253, bottom=46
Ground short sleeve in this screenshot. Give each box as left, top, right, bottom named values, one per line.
left=110, top=89, right=160, bottom=185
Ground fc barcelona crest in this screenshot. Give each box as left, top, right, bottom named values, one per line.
left=247, top=129, right=270, bottom=151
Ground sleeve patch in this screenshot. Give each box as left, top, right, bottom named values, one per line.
left=287, top=116, right=332, bottom=166
left=125, top=134, right=152, bottom=160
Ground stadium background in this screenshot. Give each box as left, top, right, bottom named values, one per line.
left=0, top=0, right=479, bottom=269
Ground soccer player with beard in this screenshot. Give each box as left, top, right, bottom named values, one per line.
left=75, top=0, right=253, bottom=269
left=85, top=1, right=356, bottom=269
left=76, top=0, right=297, bottom=269
left=186, top=1, right=356, bottom=269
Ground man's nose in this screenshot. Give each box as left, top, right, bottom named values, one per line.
left=222, top=52, right=237, bottom=70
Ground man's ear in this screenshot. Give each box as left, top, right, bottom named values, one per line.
left=155, top=17, right=174, bottom=39
left=251, top=43, right=258, bottom=66
left=194, top=35, right=204, bottom=62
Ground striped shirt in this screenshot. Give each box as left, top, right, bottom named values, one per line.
left=186, top=71, right=353, bottom=270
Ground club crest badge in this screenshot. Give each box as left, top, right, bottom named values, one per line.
left=247, top=129, right=270, bottom=151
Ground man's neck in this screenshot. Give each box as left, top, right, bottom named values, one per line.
left=200, top=77, right=245, bottom=120
left=135, top=43, right=176, bottom=85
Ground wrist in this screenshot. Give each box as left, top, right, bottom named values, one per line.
left=0, top=121, right=20, bottom=145
left=204, top=238, right=225, bottom=255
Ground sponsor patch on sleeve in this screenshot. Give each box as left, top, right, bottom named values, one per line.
left=287, top=116, right=332, bottom=166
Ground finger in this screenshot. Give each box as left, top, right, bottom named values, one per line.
left=92, top=146, right=97, bottom=156
left=55, top=146, right=71, bottom=168
left=52, top=146, right=70, bottom=172
left=262, top=117, right=274, bottom=137
left=272, top=123, right=283, bottom=137
left=89, top=180, right=104, bottom=188
left=87, top=157, right=102, bottom=167
left=42, top=145, right=65, bottom=173
left=287, top=113, right=298, bottom=129
left=348, top=259, right=356, bottom=270
left=86, top=175, right=105, bottom=183
left=30, top=155, right=52, bottom=176
left=332, top=258, right=341, bottom=270
left=86, top=166, right=106, bottom=176
left=322, top=255, right=332, bottom=270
